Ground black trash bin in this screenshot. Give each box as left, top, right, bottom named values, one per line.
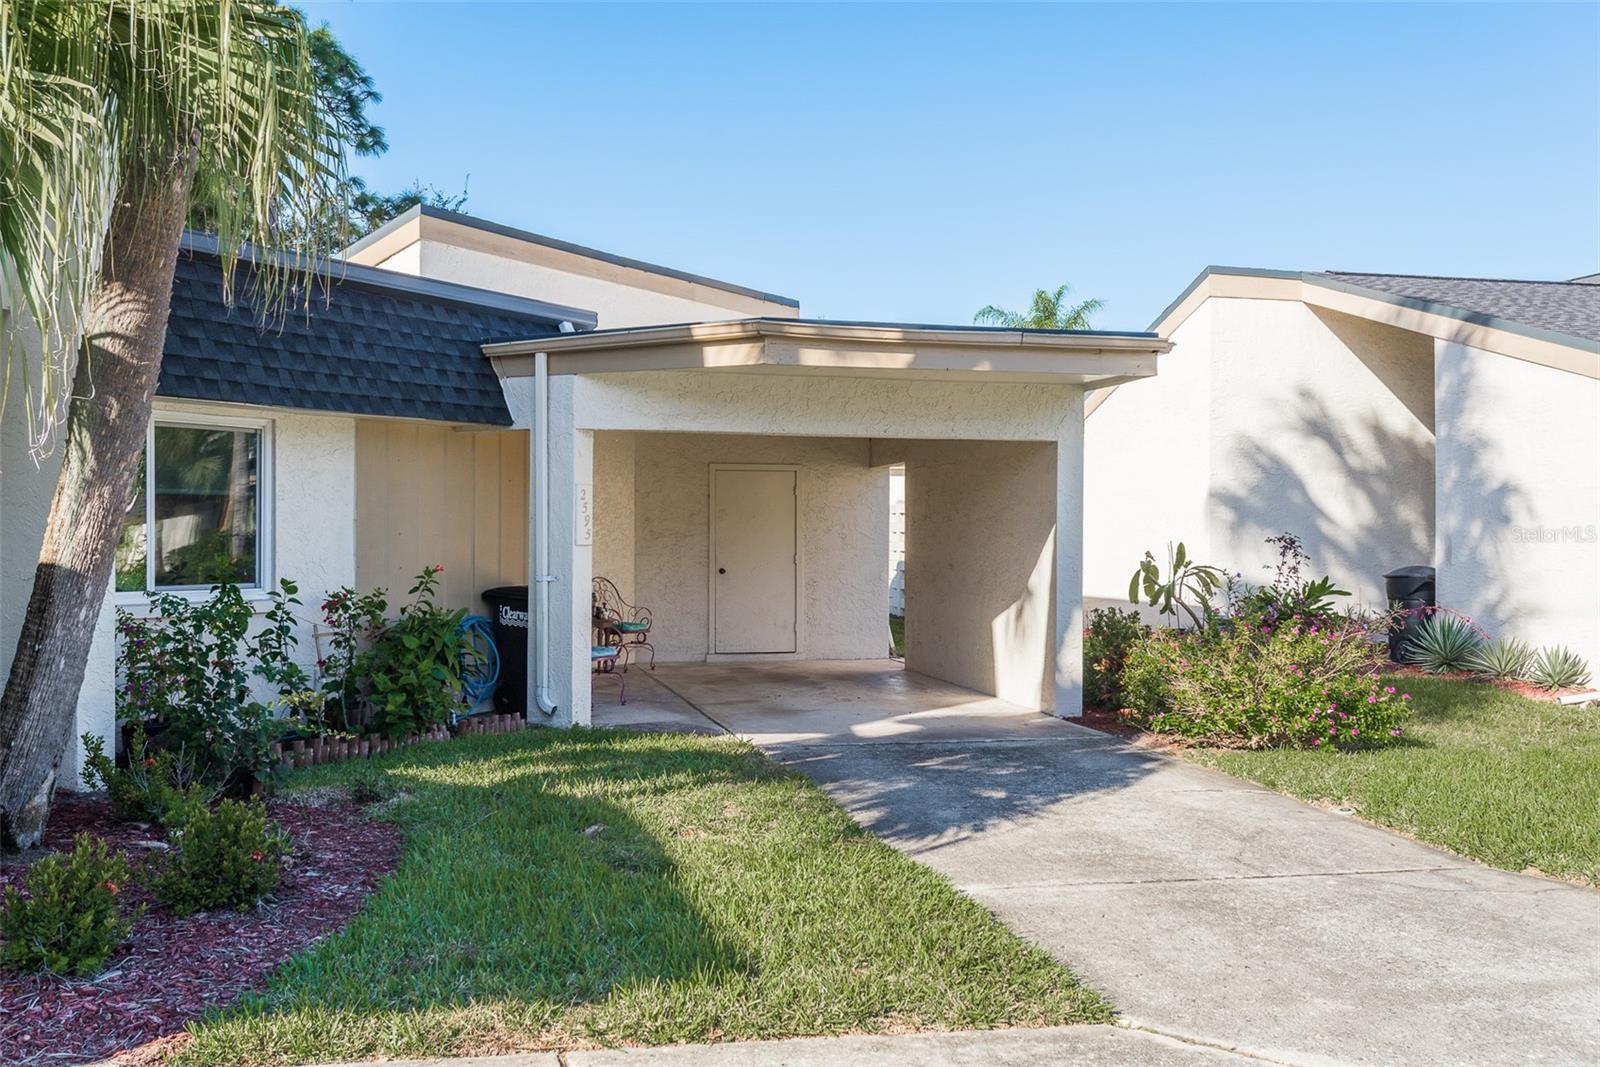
left=1383, top=565, right=1436, bottom=663
left=481, top=586, right=529, bottom=715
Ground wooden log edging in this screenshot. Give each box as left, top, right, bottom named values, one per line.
left=270, top=714, right=530, bottom=770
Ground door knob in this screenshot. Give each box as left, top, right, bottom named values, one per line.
left=718, top=568, right=727, bottom=574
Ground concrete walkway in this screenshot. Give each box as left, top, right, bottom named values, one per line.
left=645, top=661, right=1600, bottom=1066
left=320, top=1025, right=1251, bottom=1066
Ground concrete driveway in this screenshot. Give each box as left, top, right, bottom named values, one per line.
left=635, top=661, right=1600, bottom=1067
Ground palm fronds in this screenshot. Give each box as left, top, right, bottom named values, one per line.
left=1, top=1, right=350, bottom=457
left=974, top=282, right=1102, bottom=330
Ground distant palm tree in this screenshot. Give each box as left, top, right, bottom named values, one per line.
left=975, top=283, right=1104, bottom=330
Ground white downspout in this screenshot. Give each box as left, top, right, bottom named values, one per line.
left=531, top=349, right=559, bottom=718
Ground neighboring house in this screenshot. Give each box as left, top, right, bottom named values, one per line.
left=1, top=208, right=1166, bottom=782
left=1085, top=268, right=1600, bottom=670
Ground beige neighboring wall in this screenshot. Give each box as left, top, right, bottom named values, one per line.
left=1434, top=340, right=1600, bottom=669
left=346, top=211, right=799, bottom=328
left=1085, top=296, right=1435, bottom=610
left=355, top=420, right=528, bottom=614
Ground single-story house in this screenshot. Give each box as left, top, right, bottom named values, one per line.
left=1084, top=267, right=1600, bottom=670
left=0, top=206, right=1166, bottom=781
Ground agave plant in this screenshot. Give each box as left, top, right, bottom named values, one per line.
left=1403, top=612, right=1483, bottom=674
left=1466, top=637, right=1535, bottom=681
left=1527, top=646, right=1592, bottom=691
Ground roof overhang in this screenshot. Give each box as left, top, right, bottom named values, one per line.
left=1152, top=266, right=1599, bottom=379
left=484, top=317, right=1167, bottom=386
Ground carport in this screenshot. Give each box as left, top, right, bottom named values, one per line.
left=483, top=318, right=1167, bottom=728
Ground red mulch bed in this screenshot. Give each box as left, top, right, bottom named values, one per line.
left=0, top=793, right=401, bottom=1067
left=1384, top=664, right=1585, bottom=702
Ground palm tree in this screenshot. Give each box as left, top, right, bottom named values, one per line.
left=0, top=1, right=349, bottom=849
left=974, top=283, right=1104, bottom=330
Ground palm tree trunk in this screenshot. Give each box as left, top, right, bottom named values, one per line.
left=0, top=149, right=195, bottom=850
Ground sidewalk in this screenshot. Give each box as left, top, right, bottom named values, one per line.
left=319, top=1025, right=1252, bottom=1066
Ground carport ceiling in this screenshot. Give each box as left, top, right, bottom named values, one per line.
left=484, top=317, right=1169, bottom=385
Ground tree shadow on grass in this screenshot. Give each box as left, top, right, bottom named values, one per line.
left=232, top=732, right=763, bottom=1042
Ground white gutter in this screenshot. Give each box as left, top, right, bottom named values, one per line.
left=530, top=349, right=559, bottom=718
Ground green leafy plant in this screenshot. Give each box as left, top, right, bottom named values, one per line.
left=1129, top=542, right=1224, bottom=629
left=1466, top=637, right=1535, bottom=682
left=359, top=565, right=473, bottom=738
left=1084, top=608, right=1149, bottom=710
left=317, top=583, right=388, bottom=732
left=116, top=583, right=294, bottom=793
left=80, top=728, right=208, bottom=825
left=1227, top=533, right=1351, bottom=628
left=1527, top=645, right=1592, bottom=691
left=1, top=834, right=137, bottom=976
left=1121, top=617, right=1409, bottom=749
left=152, top=799, right=289, bottom=916
left=1403, top=611, right=1484, bottom=674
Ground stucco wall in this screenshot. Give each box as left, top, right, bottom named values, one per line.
left=628, top=433, right=889, bottom=663
left=363, top=233, right=794, bottom=329
left=592, top=431, right=637, bottom=603
left=354, top=420, right=527, bottom=617
left=903, top=440, right=1059, bottom=710
left=1085, top=298, right=1436, bottom=614
left=532, top=369, right=1088, bottom=726
left=1435, top=341, right=1600, bottom=669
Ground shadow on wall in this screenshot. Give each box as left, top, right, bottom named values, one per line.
left=1212, top=370, right=1525, bottom=628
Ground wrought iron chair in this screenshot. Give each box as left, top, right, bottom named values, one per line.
left=591, top=640, right=625, bottom=704
left=592, top=576, right=655, bottom=670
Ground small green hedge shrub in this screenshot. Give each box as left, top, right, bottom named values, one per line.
left=152, top=799, right=289, bottom=916
left=1122, top=619, right=1409, bottom=749
left=1084, top=607, right=1148, bottom=710
left=1, top=834, right=136, bottom=976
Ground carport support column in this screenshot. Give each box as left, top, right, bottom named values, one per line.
left=535, top=375, right=594, bottom=728
left=1053, top=390, right=1086, bottom=718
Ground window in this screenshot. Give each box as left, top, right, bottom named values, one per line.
left=115, top=417, right=269, bottom=593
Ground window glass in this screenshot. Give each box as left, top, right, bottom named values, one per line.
left=114, top=453, right=148, bottom=592
left=151, top=425, right=260, bottom=588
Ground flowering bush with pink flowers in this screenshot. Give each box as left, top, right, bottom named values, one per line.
left=1121, top=616, right=1410, bottom=749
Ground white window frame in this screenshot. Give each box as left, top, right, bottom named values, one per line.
left=114, top=408, right=274, bottom=605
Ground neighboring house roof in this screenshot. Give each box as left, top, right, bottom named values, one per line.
left=1149, top=265, right=1600, bottom=384
left=1568, top=272, right=1600, bottom=285
left=343, top=205, right=801, bottom=310
left=159, top=234, right=597, bottom=425
left=1314, top=271, right=1600, bottom=346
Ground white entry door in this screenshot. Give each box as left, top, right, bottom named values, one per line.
left=711, top=466, right=798, bottom=654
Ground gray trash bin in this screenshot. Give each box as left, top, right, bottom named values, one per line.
left=1383, top=565, right=1436, bottom=663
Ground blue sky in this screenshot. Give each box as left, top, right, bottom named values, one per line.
left=302, top=2, right=1600, bottom=330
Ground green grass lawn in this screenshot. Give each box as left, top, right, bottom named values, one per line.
left=889, top=614, right=905, bottom=657
left=1185, top=677, right=1600, bottom=885
left=175, top=729, right=1107, bottom=1065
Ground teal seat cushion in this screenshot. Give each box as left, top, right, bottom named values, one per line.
left=592, top=646, right=618, bottom=659
left=615, top=621, right=650, bottom=633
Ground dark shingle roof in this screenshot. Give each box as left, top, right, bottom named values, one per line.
left=160, top=238, right=594, bottom=425
left=1312, top=271, right=1600, bottom=345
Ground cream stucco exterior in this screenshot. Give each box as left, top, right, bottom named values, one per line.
left=344, top=209, right=799, bottom=329
left=1087, top=295, right=1435, bottom=612
left=1434, top=340, right=1600, bottom=668
left=496, top=316, right=1140, bottom=729
left=1087, top=269, right=1599, bottom=674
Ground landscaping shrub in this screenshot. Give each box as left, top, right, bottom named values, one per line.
left=1, top=834, right=136, bottom=976
left=1084, top=607, right=1148, bottom=710
left=1528, top=645, right=1592, bottom=691
left=1403, top=611, right=1483, bottom=674
left=116, top=579, right=309, bottom=793
left=358, top=565, right=475, bottom=739
left=1227, top=533, right=1350, bottom=629
left=152, top=799, right=290, bottom=916
left=1121, top=618, right=1409, bottom=749
left=80, top=727, right=207, bottom=825
left=1466, top=637, right=1535, bottom=682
